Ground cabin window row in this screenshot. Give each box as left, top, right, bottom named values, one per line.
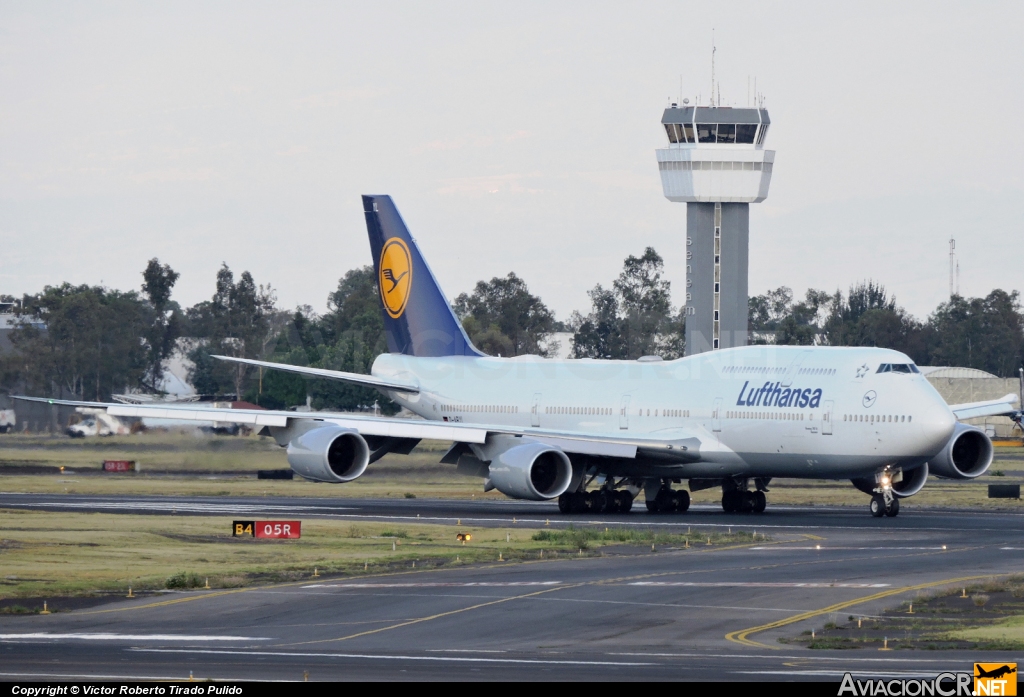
left=727, top=411, right=806, bottom=421
left=637, top=409, right=691, bottom=417
left=724, top=366, right=786, bottom=375
left=658, top=160, right=772, bottom=172
left=441, top=404, right=519, bottom=414
left=546, top=406, right=613, bottom=416
left=844, top=414, right=911, bottom=423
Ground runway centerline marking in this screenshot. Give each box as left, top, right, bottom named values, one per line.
left=0, top=633, right=269, bottom=642
left=627, top=582, right=890, bottom=588
left=303, top=582, right=563, bottom=589
left=277, top=583, right=586, bottom=647
left=724, top=573, right=996, bottom=649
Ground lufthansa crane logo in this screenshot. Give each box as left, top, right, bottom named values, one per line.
left=862, top=390, right=877, bottom=408
left=379, top=237, right=412, bottom=319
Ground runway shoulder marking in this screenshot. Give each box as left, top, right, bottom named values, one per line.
left=725, top=573, right=995, bottom=650
left=131, top=648, right=653, bottom=667
left=629, top=582, right=890, bottom=588
left=0, top=633, right=269, bottom=642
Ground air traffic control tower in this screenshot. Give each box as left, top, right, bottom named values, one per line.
left=656, top=103, right=774, bottom=354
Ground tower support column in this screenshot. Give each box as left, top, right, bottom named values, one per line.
left=685, top=201, right=749, bottom=355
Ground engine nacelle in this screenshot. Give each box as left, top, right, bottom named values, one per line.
left=928, top=422, right=993, bottom=479
left=851, top=463, right=929, bottom=499
left=486, top=442, right=572, bottom=501
left=286, top=426, right=370, bottom=482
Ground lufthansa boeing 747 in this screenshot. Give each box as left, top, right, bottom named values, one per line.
left=19, top=196, right=1021, bottom=517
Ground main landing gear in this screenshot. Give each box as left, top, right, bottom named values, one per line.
left=722, top=490, right=766, bottom=514
left=720, top=478, right=769, bottom=514
left=646, top=486, right=690, bottom=514
left=558, top=488, right=634, bottom=514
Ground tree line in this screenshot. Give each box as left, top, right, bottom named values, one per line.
left=2, top=253, right=1022, bottom=413
left=749, top=282, right=1024, bottom=378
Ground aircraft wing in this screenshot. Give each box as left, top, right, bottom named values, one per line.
left=12, top=396, right=699, bottom=460
left=948, top=393, right=1020, bottom=420
left=212, top=355, right=420, bottom=394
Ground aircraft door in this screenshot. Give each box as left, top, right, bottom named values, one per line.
left=531, top=393, right=542, bottom=427
left=619, top=395, right=631, bottom=430
left=712, top=398, right=723, bottom=432
left=822, top=400, right=834, bottom=435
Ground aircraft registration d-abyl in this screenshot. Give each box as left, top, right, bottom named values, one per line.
left=20, top=196, right=1021, bottom=517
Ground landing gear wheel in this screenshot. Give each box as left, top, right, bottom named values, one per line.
left=884, top=497, right=900, bottom=517
left=673, top=490, right=690, bottom=513
left=590, top=490, right=608, bottom=514
left=752, top=491, right=767, bottom=514
left=869, top=495, right=885, bottom=518
left=646, top=499, right=660, bottom=513
left=722, top=491, right=737, bottom=513
left=618, top=491, right=633, bottom=513
left=558, top=493, right=571, bottom=513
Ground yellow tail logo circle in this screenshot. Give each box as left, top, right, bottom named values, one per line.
left=379, top=237, right=412, bottom=319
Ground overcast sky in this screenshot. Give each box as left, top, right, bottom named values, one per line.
left=2, top=2, right=1022, bottom=322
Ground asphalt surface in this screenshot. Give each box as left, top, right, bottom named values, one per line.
left=2, top=493, right=1023, bottom=681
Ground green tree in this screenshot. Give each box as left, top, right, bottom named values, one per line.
left=570, top=248, right=684, bottom=359
left=185, top=264, right=277, bottom=398
left=453, top=272, right=556, bottom=356
left=928, top=290, right=1024, bottom=377
left=4, top=285, right=150, bottom=400
left=141, top=258, right=182, bottom=391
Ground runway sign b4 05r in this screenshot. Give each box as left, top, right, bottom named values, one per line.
left=233, top=520, right=302, bottom=539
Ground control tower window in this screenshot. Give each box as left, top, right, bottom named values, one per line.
left=736, top=124, right=757, bottom=144
left=665, top=124, right=680, bottom=143
left=681, top=124, right=695, bottom=142
left=756, top=125, right=769, bottom=145
left=696, top=124, right=717, bottom=143
left=716, top=124, right=736, bottom=143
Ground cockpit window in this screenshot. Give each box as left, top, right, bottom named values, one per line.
left=877, top=363, right=919, bottom=374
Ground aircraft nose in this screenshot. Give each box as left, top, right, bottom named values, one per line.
left=917, top=392, right=956, bottom=453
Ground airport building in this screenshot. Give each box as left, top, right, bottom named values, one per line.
left=656, top=103, right=774, bottom=355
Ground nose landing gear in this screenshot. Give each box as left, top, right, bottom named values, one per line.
left=869, top=493, right=899, bottom=517
left=867, top=468, right=901, bottom=517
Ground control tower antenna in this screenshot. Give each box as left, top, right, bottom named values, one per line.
left=948, top=237, right=956, bottom=298
left=710, top=30, right=716, bottom=106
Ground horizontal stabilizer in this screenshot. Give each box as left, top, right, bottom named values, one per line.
left=212, top=355, right=419, bottom=393
left=949, top=393, right=1020, bottom=420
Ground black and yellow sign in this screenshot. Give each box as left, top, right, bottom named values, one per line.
left=975, top=663, right=1017, bottom=696
left=233, top=520, right=254, bottom=537
left=379, top=237, right=412, bottom=319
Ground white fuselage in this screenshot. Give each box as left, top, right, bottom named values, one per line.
left=372, top=345, right=956, bottom=481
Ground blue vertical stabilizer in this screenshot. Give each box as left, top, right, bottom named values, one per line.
left=362, top=195, right=483, bottom=357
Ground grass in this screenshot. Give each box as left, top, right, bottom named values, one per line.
left=785, top=576, right=1024, bottom=650
left=531, top=525, right=747, bottom=549
left=951, top=614, right=1024, bottom=642
left=0, top=509, right=761, bottom=599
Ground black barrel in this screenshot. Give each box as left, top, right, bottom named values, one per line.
left=988, top=484, right=1020, bottom=499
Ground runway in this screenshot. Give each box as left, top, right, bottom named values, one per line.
left=1, top=493, right=1023, bottom=681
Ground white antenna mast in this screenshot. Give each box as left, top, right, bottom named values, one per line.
left=710, top=29, right=716, bottom=106
left=948, top=237, right=956, bottom=298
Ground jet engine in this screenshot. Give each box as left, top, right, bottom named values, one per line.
left=851, top=463, right=929, bottom=498
left=927, top=422, right=993, bottom=479
left=286, top=426, right=370, bottom=482
left=486, top=442, right=572, bottom=501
